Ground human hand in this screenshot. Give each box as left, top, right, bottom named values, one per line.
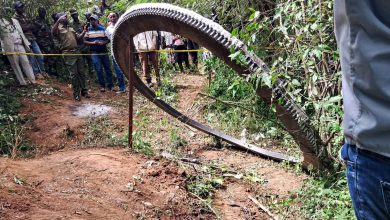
left=58, top=15, right=67, bottom=22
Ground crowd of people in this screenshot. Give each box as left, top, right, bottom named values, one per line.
left=0, top=0, right=203, bottom=101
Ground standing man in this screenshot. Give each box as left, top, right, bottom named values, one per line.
left=34, top=7, right=56, bottom=76
left=52, top=13, right=90, bottom=101
left=84, top=14, right=113, bottom=92
left=134, top=31, right=161, bottom=87
left=13, top=0, right=47, bottom=79
left=69, top=8, right=94, bottom=77
left=187, top=39, right=199, bottom=71
left=105, top=12, right=126, bottom=93
left=172, top=34, right=190, bottom=74
left=0, top=18, right=36, bottom=85
left=335, top=1, right=390, bottom=219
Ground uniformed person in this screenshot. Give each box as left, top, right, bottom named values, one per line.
left=69, top=8, right=94, bottom=77
left=34, top=7, right=56, bottom=76
left=52, top=13, right=90, bottom=101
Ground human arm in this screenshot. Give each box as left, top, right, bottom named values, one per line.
left=51, top=15, right=66, bottom=35
left=76, top=24, right=87, bottom=41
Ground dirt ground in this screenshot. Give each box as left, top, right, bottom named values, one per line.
left=0, top=73, right=306, bottom=219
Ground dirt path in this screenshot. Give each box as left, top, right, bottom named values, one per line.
left=0, top=74, right=305, bottom=219
left=0, top=148, right=206, bottom=219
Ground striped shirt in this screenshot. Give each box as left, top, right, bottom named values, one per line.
left=84, top=24, right=109, bottom=53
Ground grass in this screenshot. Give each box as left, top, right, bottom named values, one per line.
left=274, top=171, right=354, bottom=219
left=82, top=116, right=125, bottom=147
left=0, top=69, right=36, bottom=158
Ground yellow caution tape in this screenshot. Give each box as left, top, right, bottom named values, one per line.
left=0, top=49, right=210, bottom=56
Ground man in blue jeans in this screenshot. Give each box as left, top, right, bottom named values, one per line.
left=335, top=1, right=390, bottom=219
left=13, top=1, right=47, bottom=79
left=84, top=14, right=113, bottom=92
left=105, top=12, right=126, bottom=93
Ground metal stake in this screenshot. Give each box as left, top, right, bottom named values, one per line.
left=128, top=44, right=135, bottom=148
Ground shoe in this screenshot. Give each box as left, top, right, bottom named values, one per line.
left=82, top=92, right=91, bottom=98
left=74, top=95, right=81, bottom=101
left=116, top=90, right=126, bottom=94
left=35, top=73, right=44, bottom=80
left=42, top=72, right=50, bottom=78
left=100, top=87, right=106, bottom=92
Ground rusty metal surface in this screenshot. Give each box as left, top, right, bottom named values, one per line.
left=112, top=3, right=329, bottom=167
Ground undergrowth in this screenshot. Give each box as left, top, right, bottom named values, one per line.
left=0, top=69, right=35, bottom=158
left=276, top=171, right=353, bottom=219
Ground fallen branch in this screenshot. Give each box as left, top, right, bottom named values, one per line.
left=248, top=195, right=278, bottom=220
left=189, top=192, right=221, bottom=220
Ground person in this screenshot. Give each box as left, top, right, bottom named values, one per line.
left=33, top=7, right=56, bottom=76
left=210, top=6, right=219, bottom=23
left=133, top=31, right=161, bottom=87
left=84, top=14, right=113, bottom=92
left=87, top=0, right=102, bottom=17
left=69, top=8, right=94, bottom=77
left=52, top=13, right=90, bottom=101
left=187, top=39, right=199, bottom=70
left=0, top=17, right=35, bottom=85
left=172, top=34, right=190, bottom=74
left=161, top=31, right=177, bottom=71
left=106, top=12, right=126, bottom=93
left=100, top=0, right=111, bottom=16
left=13, top=0, right=47, bottom=79
left=335, top=1, right=390, bottom=219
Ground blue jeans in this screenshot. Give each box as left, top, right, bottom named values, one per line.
left=91, top=54, right=113, bottom=89
left=341, top=143, right=390, bottom=219
left=113, top=60, right=125, bottom=91
left=28, top=40, right=45, bottom=74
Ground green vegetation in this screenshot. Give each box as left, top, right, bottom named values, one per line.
left=0, top=69, right=34, bottom=158
left=164, top=0, right=351, bottom=218
left=82, top=116, right=123, bottom=147
left=276, top=173, right=354, bottom=219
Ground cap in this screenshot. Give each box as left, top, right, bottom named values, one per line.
left=55, top=12, right=66, bottom=21
left=69, top=8, right=78, bottom=15
left=13, top=1, right=24, bottom=9
left=89, top=14, right=99, bottom=21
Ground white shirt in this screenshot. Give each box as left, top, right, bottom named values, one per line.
left=133, top=31, right=158, bottom=51
left=105, top=23, right=115, bottom=41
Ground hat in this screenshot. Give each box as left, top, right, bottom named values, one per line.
left=89, top=14, right=99, bottom=21
left=69, top=8, right=78, bottom=15
left=13, top=1, right=24, bottom=9
left=55, top=12, right=66, bottom=21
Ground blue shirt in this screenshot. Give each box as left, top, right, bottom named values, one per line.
left=84, top=24, right=109, bottom=53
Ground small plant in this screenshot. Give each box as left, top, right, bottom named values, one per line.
left=276, top=172, right=354, bottom=219
left=187, top=177, right=216, bottom=200
left=131, top=131, right=153, bottom=156
left=82, top=116, right=123, bottom=147
left=169, top=129, right=187, bottom=149
left=155, top=75, right=178, bottom=104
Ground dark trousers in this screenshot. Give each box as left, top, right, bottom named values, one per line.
left=91, top=54, right=113, bottom=89
left=63, top=52, right=87, bottom=98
